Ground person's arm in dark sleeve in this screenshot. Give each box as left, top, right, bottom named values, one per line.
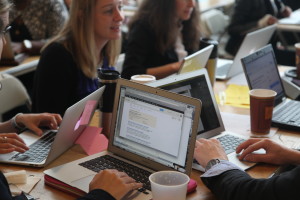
left=76, top=189, right=116, bottom=200
left=202, top=166, right=300, bottom=200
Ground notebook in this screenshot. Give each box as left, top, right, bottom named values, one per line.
left=177, top=45, right=213, bottom=74
left=241, top=44, right=300, bottom=132
left=0, top=86, right=105, bottom=167
left=44, top=78, right=201, bottom=199
left=147, top=68, right=257, bottom=171
left=216, top=24, right=276, bottom=80
left=0, top=34, right=27, bottom=66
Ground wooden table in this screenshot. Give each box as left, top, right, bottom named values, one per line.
left=0, top=56, right=39, bottom=76
left=1, top=78, right=299, bottom=200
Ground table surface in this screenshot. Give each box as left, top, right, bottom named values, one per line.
left=2, top=70, right=300, bottom=200
left=0, top=56, right=39, bottom=76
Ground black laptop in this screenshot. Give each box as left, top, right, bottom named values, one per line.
left=241, top=44, right=300, bottom=131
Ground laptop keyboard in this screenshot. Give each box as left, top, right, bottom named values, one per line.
left=273, top=101, right=300, bottom=126
left=216, top=63, right=231, bottom=77
left=10, top=131, right=56, bottom=163
left=79, top=155, right=152, bottom=192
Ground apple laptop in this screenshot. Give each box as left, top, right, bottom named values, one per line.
left=0, top=86, right=105, bottom=167
left=178, top=45, right=213, bottom=74
left=148, top=69, right=258, bottom=171
left=44, top=78, right=201, bottom=200
left=279, top=9, right=300, bottom=25
left=0, top=34, right=27, bottom=66
left=241, top=44, right=300, bottom=131
left=216, top=24, right=277, bottom=80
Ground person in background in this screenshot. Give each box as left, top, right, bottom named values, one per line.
left=9, top=0, right=68, bottom=55
left=64, top=0, right=71, bottom=10
left=32, top=0, right=123, bottom=116
left=121, top=0, right=201, bottom=80
left=225, top=0, right=293, bottom=65
left=282, top=0, right=300, bottom=11
left=194, top=138, right=300, bottom=200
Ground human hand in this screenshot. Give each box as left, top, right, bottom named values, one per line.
left=89, top=169, right=143, bottom=200
left=16, top=113, right=62, bottom=136
left=258, top=14, right=277, bottom=27
left=11, top=42, right=23, bottom=54
left=236, top=138, right=300, bottom=165
left=194, top=138, right=228, bottom=168
left=0, top=133, right=29, bottom=154
left=281, top=6, right=292, bottom=18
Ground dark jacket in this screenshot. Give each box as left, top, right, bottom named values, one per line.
left=202, top=166, right=300, bottom=200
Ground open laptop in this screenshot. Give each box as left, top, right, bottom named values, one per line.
left=0, top=34, right=27, bottom=66
left=177, top=45, right=213, bottom=74
left=279, top=9, right=300, bottom=25
left=0, top=86, right=105, bottom=167
left=44, top=78, right=201, bottom=199
left=242, top=44, right=300, bottom=132
left=216, top=24, right=277, bottom=80
left=147, top=69, right=257, bottom=171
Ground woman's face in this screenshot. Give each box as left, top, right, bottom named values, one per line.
left=0, top=11, right=9, bottom=60
left=93, top=0, right=124, bottom=46
left=176, top=0, right=195, bottom=21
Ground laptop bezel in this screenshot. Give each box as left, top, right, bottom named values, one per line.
left=241, top=44, right=287, bottom=107
left=108, top=78, right=201, bottom=175
left=147, top=68, right=225, bottom=139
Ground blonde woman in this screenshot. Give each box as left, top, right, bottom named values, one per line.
left=32, top=0, right=123, bottom=116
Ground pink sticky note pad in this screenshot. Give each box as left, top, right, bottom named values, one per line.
left=75, top=126, right=108, bottom=155
left=74, top=100, right=97, bottom=130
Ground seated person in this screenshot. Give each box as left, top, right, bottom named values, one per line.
left=194, top=138, right=300, bottom=200
left=121, top=0, right=202, bottom=80
left=282, top=0, right=300, bottom=10
left=9, top=0, right=68, bottom=55
left=32, top=0, right=122, bottom=116
left=225, top=0, right=294, bottom=65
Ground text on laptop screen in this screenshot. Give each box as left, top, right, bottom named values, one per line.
left=160, top=75, right=220, bottom=135
left=243, top=48, right=285, bottom=102
left=113, top=86, right=196, bottom=173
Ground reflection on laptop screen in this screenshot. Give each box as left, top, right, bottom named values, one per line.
left=242, top=45, right=285, bottom=104
left=161, top=75, right=220, bottom=134
left=113, top=86, right=196, bottom=173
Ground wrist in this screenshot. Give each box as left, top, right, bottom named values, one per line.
left=11, top=113, right=25, bottom=132
left=205, top=158, right=221, bottom=172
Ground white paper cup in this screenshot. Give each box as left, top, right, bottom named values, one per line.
left=149, top=171, right=190, bottom=200
left=130, top=74, right=156, bottom=84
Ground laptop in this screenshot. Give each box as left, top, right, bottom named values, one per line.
left=0, top=34, right=27, bottom=66
left=279, top=9, right=300, bottom=25
left=44, top=78, right=201, bottom=199
left=242, top=44, right=300, bottom=131
left=216, top=24, right=277, bottom=80
left=177, top=44, right=213, bottom=74
left=0, top=86, right=105, bottom=167
left=147, top=69, right=257, bottom=171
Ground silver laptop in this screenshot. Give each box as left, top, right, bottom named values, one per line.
left=0, top=86, right=105, bottom=167
left=178, top=45, right=213, bottom=74
left=216, top=24, right=276, bottom=80
left=0, top=34, right=27, bottom=66
left=44, top=78, right=201, bottom=200
left=241, top=44, right=300, bottom=132
left=148, top=69, right=257, bottom=171
left=279, top=9, right=300, bottom=25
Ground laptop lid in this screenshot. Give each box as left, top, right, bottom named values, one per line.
left=177, top=45, right=213, bottom=74
left=225, top=24, right=277, bottom=79
left=109, top=78, right=201, bottom=175
left=147, top=69, right=225, bottom=139
left=0, top=86, right=105, bottom=167
left=241, top=44, right=286, bottom=107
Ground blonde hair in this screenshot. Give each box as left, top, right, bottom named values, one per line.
left=44, top=0, right=121, bottom=78
left=0, top=0, right=12, bottom=15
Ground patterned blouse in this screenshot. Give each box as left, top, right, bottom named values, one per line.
left=9, top=0, right=68, bottom=41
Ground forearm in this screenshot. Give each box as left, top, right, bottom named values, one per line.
left=146, top=62, right=180, bottom=80
left=0, top=121, right=15, bottom=133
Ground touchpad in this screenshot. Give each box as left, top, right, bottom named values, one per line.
left=71, top=174, right=94, bottom=192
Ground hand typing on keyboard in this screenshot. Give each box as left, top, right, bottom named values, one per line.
left=89, top=169, right=143, bottom=200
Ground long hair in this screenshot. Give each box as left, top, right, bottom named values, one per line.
left=129, top=0, right=201, bottom=54
left=0, top=0, right=12, bottom=15
left=44, top=0, right=121, bottom=78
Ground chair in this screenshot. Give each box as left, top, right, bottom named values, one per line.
left=0, top=73, right=31, bottom=122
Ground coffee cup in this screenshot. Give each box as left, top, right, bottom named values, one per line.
left=130, top=74, right=156, bottom=84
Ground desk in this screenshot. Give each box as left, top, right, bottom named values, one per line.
left=0, top=56, right=39, bottom=77
left=0, top=79, right=299, bottom=200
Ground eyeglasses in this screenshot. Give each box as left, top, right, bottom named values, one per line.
left=0, top=26, right=11, bottom=38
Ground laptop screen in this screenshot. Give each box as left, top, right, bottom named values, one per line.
left=242, top=44, right=286, bottom=106
left=160, top=75, right=220, bottom=135
left=112, top=84, right=197, bottom=173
